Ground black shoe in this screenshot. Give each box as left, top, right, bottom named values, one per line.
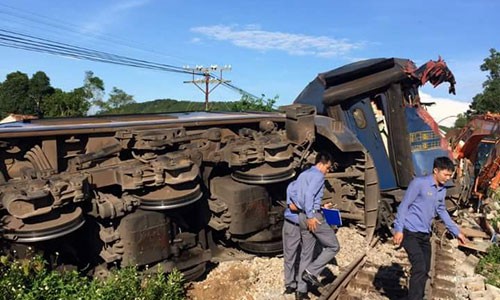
left=284, top=286, right=296, bottom=294
left=302, top=270, right=323, bottom=287
left=295, top=291, right=310, bottom=300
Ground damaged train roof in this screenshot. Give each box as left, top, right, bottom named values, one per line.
left=294, top=57, right=456, bottom=113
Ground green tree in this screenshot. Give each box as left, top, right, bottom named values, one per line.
left=0, top=71, right=33, bottom=118
left=453, top=113, right=468, bottom=128
left=231, top=94, right=277, bottom=112
left=29, top=71, right=54, bottom=116
left=108, top=87, right=135, bottom=108
left=84, top=71, right=105, bottom=107
left=96, top=87, right=135, bottom=113
left=41, top=71, right=103, bottom=117
left=42, top=88, right=91, bottom=117
left=470, top=48, right=500, bottom=114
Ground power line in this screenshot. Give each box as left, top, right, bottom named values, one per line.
left=0, top=4, right=261, bottom=100
left=0, top=25, right=259, bottom=100
left=0, top=29, right=196, bottom=75
left=183, top=65, right=231, bottom=111
left=0, top=3, right=188, bottom=65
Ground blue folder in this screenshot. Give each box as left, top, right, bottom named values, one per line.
left=321, top=208, right=342, bottom=226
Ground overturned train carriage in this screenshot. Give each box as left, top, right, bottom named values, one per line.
left=0, top=57, right=457, bottom=278
left=0, top=106, right=374, bottom=277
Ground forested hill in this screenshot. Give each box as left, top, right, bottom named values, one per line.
left=0, top=70, right=276, bottom=118
left=99, top=98, right=240, bottom=114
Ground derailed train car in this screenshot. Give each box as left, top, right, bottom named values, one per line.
left=294, top=57, right=458, bottom=225
left=0, top=57, right=457, bottom=278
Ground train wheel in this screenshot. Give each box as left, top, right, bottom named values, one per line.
left=138, top=183, right=202, bottom=210
left=2, top=206, right=85, bottom=243
left=232, top=163, right=295, bottom=184
left=181, top=262, right=207, bottom=281
left=238, top=239, right=283, bottom=255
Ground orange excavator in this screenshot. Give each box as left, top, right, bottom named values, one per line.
left=475, top=139, right=500, bottom=198
left=451, top=113, right=500, bottom=201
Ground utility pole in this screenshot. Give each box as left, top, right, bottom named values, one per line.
left=183, top=65, right=231, bottom=111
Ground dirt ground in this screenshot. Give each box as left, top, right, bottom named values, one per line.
left=185, top=227, right=365, bottom=300
left=186, top=262, right=256, bottom=300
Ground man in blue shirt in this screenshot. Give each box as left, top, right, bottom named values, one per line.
left=293, top=152, right=340, bottom=300
left=393, top=156, right=466, bottom=300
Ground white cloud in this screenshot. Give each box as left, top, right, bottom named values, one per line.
left=420, top=92, right=470, bottom=127
left=190, top=25, right=361, bottom=58
left=80, top=0, right=150, bottom=34
left=190, top=37, right=201, bottom=44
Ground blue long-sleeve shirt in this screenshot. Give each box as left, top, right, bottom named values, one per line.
left=284, top=180, right=299, bottom=223
left=394, top=175, right=460, bottom=237
left=292, top=166, right=325, bottom=219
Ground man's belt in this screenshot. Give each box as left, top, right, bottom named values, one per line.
left=285, top=218, right=300, bottom=226
left=288, top=205, right=322, bottom=215
left=287, top=204, right=301, bottom=214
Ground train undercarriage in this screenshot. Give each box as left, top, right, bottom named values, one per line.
left=0, top=104, right=378, bottom=278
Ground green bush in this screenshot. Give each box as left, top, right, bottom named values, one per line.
left=0, top=255, right=185, bottom=300
left=476, top=244, right=500, bottom=287
left=230, top=94, right=277, bottom=112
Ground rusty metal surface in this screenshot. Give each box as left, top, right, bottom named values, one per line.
left=210, top=176, right=270, bottom=236
left=0, top=111, right=285, bottom=137
left=117, top=210, right=171, bottom=266
left=0, top=104, right=330, bottom=273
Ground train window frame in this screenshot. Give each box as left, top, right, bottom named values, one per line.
left=352, top=108, right=367, bottom=129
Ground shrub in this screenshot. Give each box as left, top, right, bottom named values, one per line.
left=0, top=255, right=185, bottom=300
left=476, top=244, right=500, bottom=287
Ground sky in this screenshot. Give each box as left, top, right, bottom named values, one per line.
left=0, top=0, right=498, bottom=127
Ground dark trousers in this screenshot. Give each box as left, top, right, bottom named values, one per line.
left=402, top=229, right=431, bottom=300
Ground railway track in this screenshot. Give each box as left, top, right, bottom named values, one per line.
left=428, top=224, right=464, bottom=300
left=187, top=221, right=478, bottom=300
left=317, top=223, right=461, bottom=300
left=318, top=237, right=384, bottom=300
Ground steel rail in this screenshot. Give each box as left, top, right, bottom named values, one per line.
left=320, top=237, right=380, bottom=300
